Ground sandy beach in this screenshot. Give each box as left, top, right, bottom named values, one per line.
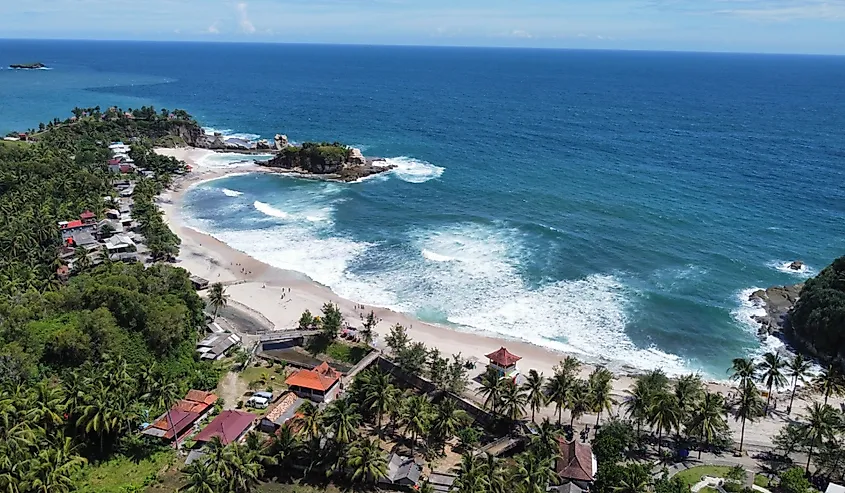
left=155, top=147, right=837, bottom=451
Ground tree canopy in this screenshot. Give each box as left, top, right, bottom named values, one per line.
left=788, top=255, right=845, bottom=369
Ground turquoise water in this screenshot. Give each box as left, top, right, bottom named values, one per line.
left=2, top=40, right=844, bottom=377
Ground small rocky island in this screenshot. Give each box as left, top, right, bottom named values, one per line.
left=256, top=135, right=394, bottom=182
left=9, top=62, right=46, bottom=69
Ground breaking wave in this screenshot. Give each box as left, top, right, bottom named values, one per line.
left=769, top=260, right=814, bottom=277
left=222, top=188, right=243, bottom=197
left=253, top=201, right=289, bottom=219
left=384, top=157, right=445, bottom=183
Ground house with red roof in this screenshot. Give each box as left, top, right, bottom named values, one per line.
left=285, top=362, right=342, bottom=403
left=79, top=210, right=96, bottom=225
left=141, top=390, right=218, bottom=445
left=193, top=410, right=256, bottom=446
left=486, top=347, right=522, bottom=376
left=555, top=438, right=596, bottom=489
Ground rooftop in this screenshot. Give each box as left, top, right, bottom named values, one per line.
left=285, top=361, right=341, bottom=392
left=382, top=452, right=422, bottom=485
left=193, top=410, right=255, bottom=445
left=486, top=346, right=522, bottom=367
left=142, top=408, right=200, bottom=440
left=263, top=392, right=304, bottom=425
left=556, top=438, right=595, bottom=482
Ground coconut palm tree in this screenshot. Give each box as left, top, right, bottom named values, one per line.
left=612, top=464, right=651, bottom=493
left=544, top=372, right=569, bottom=426
left=77, top=382, right=119, bottom=455
left=207, top=282, right=228, bottom=319
left=568, top=380, right=592, bottom=429
left=180, top=460, right=220, bottom=493
left=803, top=402, right=840, bottom=472
left=687, top=392, right=727, bottom=459
left=453, top=453, right=487, bottom=493
left=729, top=358, right=757, bottom=388
left=733, top=381, right=763, bottom=454
left=757, top=352, right=788, bottom=414
left=674, top=374, right=705, bottom=422
left=144, top=379, right=181, bottom=450
left=812, top=365, right=845, bottom=406
left=268, top=425, right=301, bottom=476
left=362, top=370, right=397, bottom=441
left=477, top=367, right=502, bottom=413
left=649, top=392, right=680, bottom=454
left=292, top=401, right=322, bottom=443
left=530, top=418, right=561, bottom=460
left=72, top=247, right=91, bottom=273
left=623, top=379, right=651, bottom=436
left=521, top=369, right=546, bottom=423
left=785, top=354, right=813, bottom=414
left=322, top=398, right=361, bottom=446
left=404, top=395, right=433, bottom=455
left=481, top=452, right=508, bottom=493
left=347, top=438, right=387, bottom=485
left=589, top=366, right=615, bottom=427
left=430, top=399, right=470, bottom=451
left=510, top=450, right=557, bottom=493
left=498, top=379, right=527, bottom=423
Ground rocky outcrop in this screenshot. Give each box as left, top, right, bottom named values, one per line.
left=274, top=134, right=289, bottom=150
left=9, top=62, right=45, bottom=69
left=788, top=260, right=805, bottom=271
left=258, top=142, right=393, bottom=182
left=748, top=283, right=803, bottom=336
left=171, top=123, right=206, bottom=147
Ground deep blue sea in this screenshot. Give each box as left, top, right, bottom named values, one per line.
left=2, top=40, right=844, bottom=377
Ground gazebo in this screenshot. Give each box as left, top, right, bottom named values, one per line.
left=485, top=347, right=521, bottom=376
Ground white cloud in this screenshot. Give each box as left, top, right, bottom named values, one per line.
left=206, top=22, right=220, bottom=34
left=510, top=29, right=533, bottom=38
left=237, top=2, right=256, bottom=34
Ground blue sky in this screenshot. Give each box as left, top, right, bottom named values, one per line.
left=2, top=0, right=844, bottom=54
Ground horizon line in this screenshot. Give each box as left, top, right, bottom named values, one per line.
left=1, top=37, right=843, bottom=58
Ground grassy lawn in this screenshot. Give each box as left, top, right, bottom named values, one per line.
left=78, top=450, right=175, bottom=493
left=675, top=466, right=733, bottom=488
left=701, top=487, right=721, bottom=493
left=324, top=341, right=370, bottom=365
left=754, top=475, right=772, bottom=488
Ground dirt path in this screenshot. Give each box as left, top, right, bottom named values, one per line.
left=217, top=371, right=245, bottom=410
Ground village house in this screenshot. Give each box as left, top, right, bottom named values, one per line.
left=486, top=346, right=522, bottom=377
left=284, top=362, right=342, bottom=403
left=555, top=438, right=596, bottom=493
left=196, top=332, right=241, bottom=360
left=141, top=390, right=218, bottom=445
left=192, top=410, right=256, bottom=446
left=258, top=392, right=304, bottom=433
left=103, top=234, right=135, bottom=254
left=379, top=452, right=422, bottom=489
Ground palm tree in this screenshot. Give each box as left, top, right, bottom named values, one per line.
left=510, top=450, right=557, bottom=493
left=589, top=366, right=615, bottom=427
left=404, top=395, right=432, bottom=455
left=812, top=365, right=845, bottom=405
left=623, top=379, right=651, bottom=436
left=649, top=392, right=680, bottom=453
left=612, top=464, right=651, bottom=493
left=481, top=452, right=508, bottom=493
left=292, top=401, right=322, bottom=443
left=72, top=247, right=91, bottom=272
left=757, top=352, right=788, bottom=414
left=729, top=358, right=757, bottom=388
left=207, top=282, right=228, bottom=319
left=544, top=372, right=569, bottom=426
left=568, top=380, right=592, bottom=428
left=477, top=367, right=502, bottom=413
left=803, top=402, right=839, bottom=472
left=785, top=354, right=813, bottom=414
left=322, top=398, right=361, bottom=446
left=521, top=369, right=546, bottom=423
left=180, top=460, right=220, bottom=493
left=687, top=392, right=727, bottom=459
left=430, top=399, right=470, bottom=451
left=363, top=370, right=397, bottom=441
left=77, top=382, right=119, bottom=455
left=347, top=438, right=388, bottom=485
left=268, top=425, right=301, bottom=476
left=733, top=381, right=763, bottom=454
left=530, top=418, right=561, bottom=460
left=498, top=379, right=527, bottom=423
left=145, top=379, right=181, bottom=450
left=453, top=453, right=486, bottom=493
left=674, top=374, right=705, bottom=422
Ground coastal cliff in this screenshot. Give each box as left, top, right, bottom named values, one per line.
left=257, top=142, right=394, bottom=182
left=748, top=284, right=803, bottom=337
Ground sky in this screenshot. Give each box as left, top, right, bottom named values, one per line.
left=1, top=0, right=844, bottom=54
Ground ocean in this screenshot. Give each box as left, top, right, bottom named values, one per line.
left=2, top=40, right=844, bottom=378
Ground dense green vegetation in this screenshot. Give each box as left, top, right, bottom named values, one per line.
left=789, top=255, right=845, bottom=369
left=0, top=107, right=220, bottom=493
left=273, top=142, right=353, bottom=172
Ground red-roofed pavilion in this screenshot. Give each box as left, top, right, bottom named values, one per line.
left=485, top=347, right=521, bottom=376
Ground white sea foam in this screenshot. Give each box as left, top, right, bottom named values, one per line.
left=202, top=126, right=261, bottom=141
left=197, top=152, right=275, bottom=169
left=253, top=201, right=289, bottom=219
left=769, top=260, right=814, bottom=277
left=221, top=188, right=243, bottom=197
left=731, top=287, right=791, bottom=364
left=384, top=157, right=445, bottom=183
left=421, top=249, right=454, bottom=262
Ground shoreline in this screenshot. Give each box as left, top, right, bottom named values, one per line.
left=154, top=146, right=835, bottom=450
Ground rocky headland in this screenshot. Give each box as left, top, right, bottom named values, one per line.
left=256, top=138, right=395, bottom=182
left=748, top=283, right=803, bottom=337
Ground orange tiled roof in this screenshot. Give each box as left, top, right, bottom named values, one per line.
left=285, top=362, right=340, bottom=392
left=486, top=347, right=521, bottom=367
left=185, top=390, right=217, bottom=406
